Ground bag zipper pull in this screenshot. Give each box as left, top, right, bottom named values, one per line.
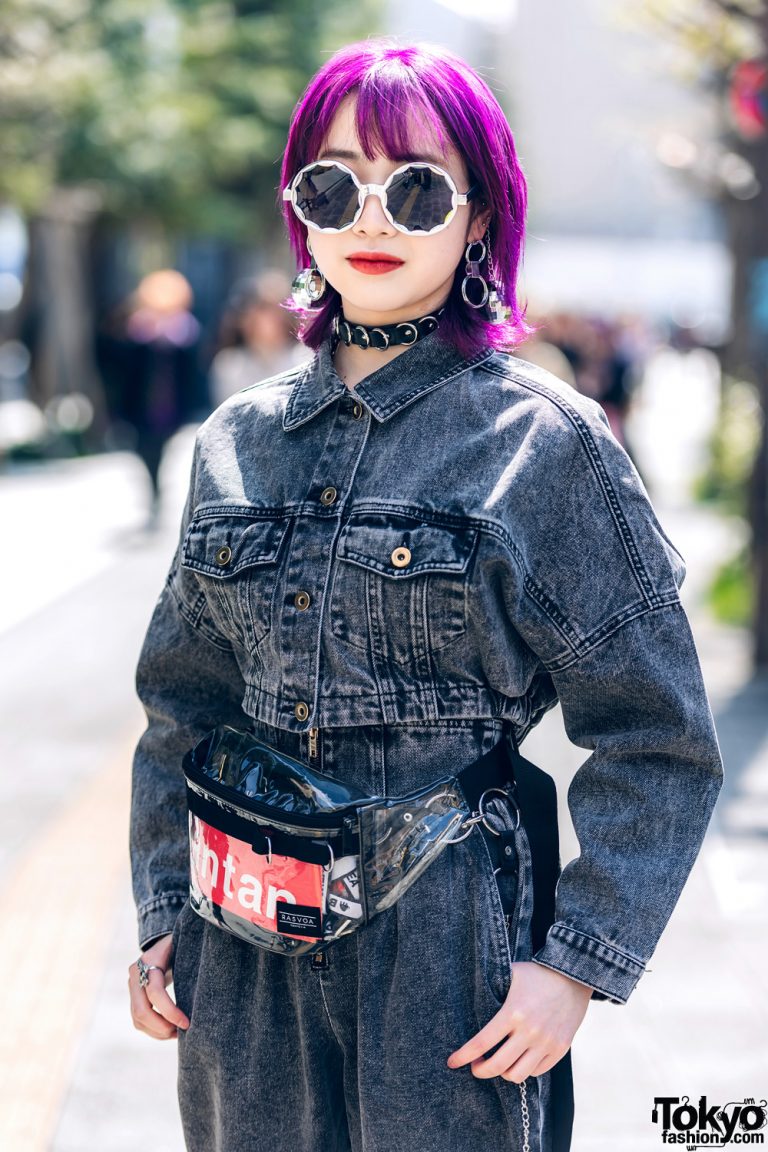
left=308, top=727, right=319, bottom=760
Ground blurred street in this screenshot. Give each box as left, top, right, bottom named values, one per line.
left=0, top=350, right=767, bottom=1152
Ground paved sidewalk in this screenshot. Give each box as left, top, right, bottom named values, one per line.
left=0, top=427, right=766, bottom=1150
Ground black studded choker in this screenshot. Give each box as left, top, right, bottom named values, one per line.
left=331, top=308, right=444, bottom=351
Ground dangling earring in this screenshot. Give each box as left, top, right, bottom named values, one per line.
left=291, top=241, right=326, bottom=308
left=484, top=230, right=511, bottom=325
left=462, top=230, right=511, bottom=324
left=461, top=239, right=489, bottom=309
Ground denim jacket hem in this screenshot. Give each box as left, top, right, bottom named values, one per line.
left=242, top=679, right=529, bottom=729
left=533, top=921, right=645, bottom=1004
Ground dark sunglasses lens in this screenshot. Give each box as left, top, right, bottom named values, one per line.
left=293, top=164, right=358, bottom=229
left=386, top=167, right=455, bottom=232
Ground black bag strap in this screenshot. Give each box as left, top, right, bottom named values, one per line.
left=508, top=741, right=560, bottom=954
left=456, top=722, right=560, bottom=954
left=455, top=729, right=517, bottom=810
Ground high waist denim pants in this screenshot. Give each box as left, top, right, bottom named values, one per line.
left=131, top=333, right=723, bottom=1151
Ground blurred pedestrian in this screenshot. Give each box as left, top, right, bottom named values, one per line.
left=98, top=269, right=204, bottom=525
left=572, top=319, right=634, bottom=449
left=128, top=39, right=723, bottom=1152
left=208, top=270, right=310, bottom=407
left=515, top=312, right=577, bottom=386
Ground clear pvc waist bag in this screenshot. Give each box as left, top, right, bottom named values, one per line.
left=181, top=725, right=487, bottom=956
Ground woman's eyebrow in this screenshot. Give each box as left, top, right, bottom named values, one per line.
left=317, top=147, right=446, bottom=166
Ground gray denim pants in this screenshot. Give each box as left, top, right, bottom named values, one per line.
left=168, top=721, right=571, bottom=1152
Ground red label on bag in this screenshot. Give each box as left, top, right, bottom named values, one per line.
left=189, top=814, right=325, bottom=940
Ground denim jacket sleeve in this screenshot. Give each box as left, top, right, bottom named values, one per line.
left=497, top=385, right=724, bottom=1003
left=130, top=446, right=251, bottom=950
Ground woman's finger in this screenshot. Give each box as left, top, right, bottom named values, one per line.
left=502, top=1044, right=565, bottom=1084
left=526, top=1046, right=570, bottom=1080
left=144, top=967, right=190, bottom=1031
left=128, top=971, right=176, bottom=1039
left=446, top=1003, right=519, bottom=1068
left=470, top=1032, right=531, bottom=1080
left=127, top=961, right=186, bottom=1040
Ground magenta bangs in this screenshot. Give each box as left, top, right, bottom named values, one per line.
left=279, top=40, right=536, bottom=359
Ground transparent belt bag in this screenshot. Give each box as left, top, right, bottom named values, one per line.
left=182, top=724, right=517, bottom=956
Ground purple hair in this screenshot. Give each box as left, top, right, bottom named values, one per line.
left=279, top=40, right=537, bottom=359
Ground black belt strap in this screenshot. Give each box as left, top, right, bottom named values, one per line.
left=455, top=731, right=517, bottom=810
left=455, top=723, right=561, bottom=956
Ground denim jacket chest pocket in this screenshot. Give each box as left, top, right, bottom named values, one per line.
left=180, top=509, right=290, bottom=652
left=329, top=513, right=478, bottom=666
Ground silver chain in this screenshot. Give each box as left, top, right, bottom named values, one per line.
left=486, top=230, right=498, bottom=282
left=519, top=1080, right=531, bottom=1152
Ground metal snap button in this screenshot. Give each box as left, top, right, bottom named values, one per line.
left=391, top=546, right=411, bottom=568
left=294, top=701, right=310, bottom=722
left=294, top=590, right=311, bottom=611
left=352, top=401, right=364, bottom=419
left=215, top=545, right=232, bottom=567
left=320, top=486, right=338, bottom=506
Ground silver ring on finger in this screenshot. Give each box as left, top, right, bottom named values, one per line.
left=136, top=957, right=165, bottom=990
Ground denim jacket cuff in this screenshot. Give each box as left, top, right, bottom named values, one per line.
left=532, top=922, right=645, bottom=1004
left=138, top=892, right=189, bottom=952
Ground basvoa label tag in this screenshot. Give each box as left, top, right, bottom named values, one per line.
left=276, top=901, right=323, bottom=939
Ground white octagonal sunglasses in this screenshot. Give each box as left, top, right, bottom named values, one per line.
left=282, top=159, right=479, bottom=236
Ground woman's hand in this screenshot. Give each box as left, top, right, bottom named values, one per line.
left=128, top=933, right=190, bottom=1040
left=447, top=962, right=592, bottom=1082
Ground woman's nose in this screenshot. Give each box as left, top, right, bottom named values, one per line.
left=353, top=189, right=396, bottom=235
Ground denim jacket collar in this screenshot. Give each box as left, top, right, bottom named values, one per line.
left=282, top=332, right=493, bottom=430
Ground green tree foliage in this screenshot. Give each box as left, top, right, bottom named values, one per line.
left=694, top=376, right=762, bottom=516
left=638, top=0, right=762, bottom=78
left=0, top=0, right=381, bottom=240
left=637, top=0, right=768, bottom=656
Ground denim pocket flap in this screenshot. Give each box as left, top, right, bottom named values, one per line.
left=337, top=515, right=477, bottom=578
left=181, top=511, right=290, bottom=578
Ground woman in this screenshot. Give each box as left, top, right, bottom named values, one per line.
left=128, top=40, right=723, bottom=1152
left=208, top=270, right=310, bottom=408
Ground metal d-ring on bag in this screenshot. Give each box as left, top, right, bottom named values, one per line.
left=181, top=725, right=520, bottom=956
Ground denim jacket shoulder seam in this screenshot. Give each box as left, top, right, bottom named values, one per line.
left=472, top=519, right=583, bottom=659
left=522, top=575, right=582, bottom=655
left=545, top=597, right=683, bottom=673
left=469, top=518, right=614, bottom=662
left=480, top=356, right=658, bottom=607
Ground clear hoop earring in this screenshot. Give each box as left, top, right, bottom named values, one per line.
left=291, top=248, right=326, bottom=309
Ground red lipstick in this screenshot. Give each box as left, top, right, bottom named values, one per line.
left=347, top=251, right=405, bottom=276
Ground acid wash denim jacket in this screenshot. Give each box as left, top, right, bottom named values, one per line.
left=130, top=331, right=723, bottom=1005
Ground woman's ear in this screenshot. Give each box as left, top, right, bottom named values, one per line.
left=467, top=206, right=492, bottom=244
